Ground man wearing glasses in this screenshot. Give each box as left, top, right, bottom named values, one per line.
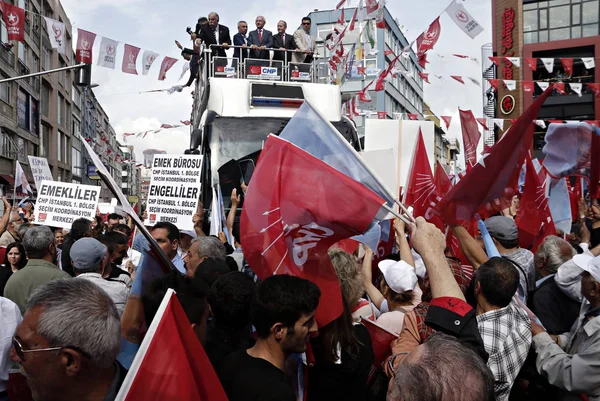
left=293, top=17, right=316, bottom=64
left=10, top=280, right=125, bottom=401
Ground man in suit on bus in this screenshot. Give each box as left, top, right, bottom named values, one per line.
left=272, top=20, right=298, bottom=65
left=199, top=12, right=231, bottom=70
left=247, top=16, right=273, bottom=61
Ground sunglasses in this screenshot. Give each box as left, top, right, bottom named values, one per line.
left=12, top=337, right=92, bottom=361
left=302, top=22, right=311, bottom=25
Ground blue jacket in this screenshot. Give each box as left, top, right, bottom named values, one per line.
left=247, top=29, right=273, bottom=60
left=233, top=32, right=248, bottom=61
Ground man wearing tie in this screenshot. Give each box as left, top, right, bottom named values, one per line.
left=233, top=21, right=249, bottom=70
left=293, top=16, right=316, bottom=64
left=198, top=12, right=231, bottom=67
left=272, top=20, right=298, bottom=65
left=247, top=16, right=273, bottom=60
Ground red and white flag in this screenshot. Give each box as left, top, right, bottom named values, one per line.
left=560, top=58, right=574, bottom=76
left=416, top=17, right=441, bottom=56
left=407, top=114, right=418, bottom=120
left=375, top=55, right=400, bottom=91
left=365, top=0, right=379, bottom=17
left=158, top=57, right=178, bottom=81
left=43, top=17, right=66, bottom=54
left=441, top=116, right=452, bottom=130
left=451, top=75, right=465, bottom=84
left=76, top=29, right=97, bottom=64
left=525, top=58, right=537, bottom=71
left=115, top=289, right=228, bottom=401
left=459, top=109, right=481, bottom=168
left=476, top=118, right=489, bottom=130
left=1, top=2, right=25, bottom=42
left=445, top=0, right=484, bottom=39
left=142, top=50, right=159, bottom=76
left=122, top=44, right=140, bottom=75
left=240, top=135, right=385, bottom=327
left=375, top=0, right=387, bottom=29
left=523, top=81, right=535, bottom=92
left=418, top=72, right=430, bottom=84
left=97, top=37, right=119, bottom=69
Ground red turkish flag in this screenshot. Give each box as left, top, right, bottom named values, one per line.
left=568, top=178, right=583, bottom=222
left=418, top=53, right=428, bottom=69
left=418, top=72, right=430, bottom=84
left=122, top=44, right=141, bottom=75
left=1, top=2, right=25, bottom=42
left=416, top=17, right=441, bottom=56
left=489, top=57, right=501, bottom=66
left=240, top=135, right=385, bottom=327
left=590, top=129, right=600, bottom=198
left=476, top=118, right=489, bottom=130
left=158, top=56, right=178, bottom=81
left=516, top=155, right=554, bottom=241
left=523, top=81, right=535, bottom=92
left=375, top=55, right=400, bottom=91
left=459, top=109, right=481, bottom=169
left=349, top=7, right=359, bottom=31
left=488, top=79, right=501, bottom=91
left=116, top=290, right=228, bottom=401
left=441, top=116, right=452, bottom=130
left=435, top=86, right=553, bottom=224
left=525, top=57, right=537, bottom=71
left=560, top=58, right=574, bottom=76
left=357, top=67, right=367, bottom=75
left=587, top=83, right=600, bottom=98
left=76, top=29, right=97, bottom=64
left=451, top=75, right=465, bottom=84
left=407, top=114, right=418, bottom=120
left=378, top=111, right=387, bottom=119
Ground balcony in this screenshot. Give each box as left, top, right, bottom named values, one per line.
left=0, top=45, right=15, bottom=66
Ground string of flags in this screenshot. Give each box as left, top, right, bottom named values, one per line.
left=0, top=1, right=179, bottom=81
left=120, top=121, right=192, bottom=140
left=424, top=52, right=597, bottom=70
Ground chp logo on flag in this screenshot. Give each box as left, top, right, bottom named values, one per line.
left=150, top=214, right=157, bottom=223
left=52, top=23, right=63, bottom=44
left=455, top=9, right=469, bottom=23
left=249, top=65, right=262, bottom=75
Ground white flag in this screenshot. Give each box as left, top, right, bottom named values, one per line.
left=534, top=120, right=547, bottom=129
left=504, top=80, right=516, bottom=91
left=178, top=61, right=190, bottom=81
left=541, top=58, right=554, bottom=74
left=505, top=57, right=520, bottom=68
left=570, top=83, right=582, bottom=97
left=209, top=187, right=222, bottom=236
left=536, top=81, right=550, bottom=91
left=492, top=118, right=505, bottom=131
left=141, top=50, right=160, bottom=76
left=445, top=0, right=484, bottom=39
left=97, top=37, right=119, bottom=69
left=581, top=57, right=595, bottom=69
left=15, top=161, right=33, bottom=196
left=44, top=17, right=66, bottom=55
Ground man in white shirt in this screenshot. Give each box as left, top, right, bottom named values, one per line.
left=71, top=238, right=128, bottom=316
left=0, top=297, right=21, bottom=400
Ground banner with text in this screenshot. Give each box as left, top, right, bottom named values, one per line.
left=35, top=181, right=100, bottom=229
left=27, top=156, right=54, bottom=189
left=144, top=155, right=202, bottom=230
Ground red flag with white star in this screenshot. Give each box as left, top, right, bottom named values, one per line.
left=1, top=2, right=25, bottom=42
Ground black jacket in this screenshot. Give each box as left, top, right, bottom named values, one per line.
left=199, top=24, right=231, bottom=58
left=271, top=32, right=296, bottom=62
left=529, top=275, right=580, bottom=335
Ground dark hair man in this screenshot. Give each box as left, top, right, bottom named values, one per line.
left=10, top=279, right=124, bottom=401
left=100, top=232, right=132, bottom=287
left=151, top=222, right=185, bottom=274
left=107, top=213, right=122, bottom=231
left=4, top=226, right=70, bottom=314
left=219, top=275, right=320, bottom=401
left=292, top=17, right=316, bottom=64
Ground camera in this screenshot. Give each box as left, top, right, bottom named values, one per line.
left=186, top=27, right=193, bottom=35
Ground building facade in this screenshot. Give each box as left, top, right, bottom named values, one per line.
left=491, top=0, right=599, bottom=157
left=0, top=0, right=123, bottom=203
left=308, top=7, right=425, bottom=136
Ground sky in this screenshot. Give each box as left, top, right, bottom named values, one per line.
left=60, top=0, right=493, bottom=163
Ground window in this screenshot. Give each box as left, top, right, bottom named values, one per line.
left=63, top=135, right=68, bottom=164
left=550, top=27, right=571, bottom=40
left=572, top=4, right=581, bottom=24
left=523, top=0, right=600, bottom=43
left=58, top=60, right=65, bottom=86
left=41, top=83, right=50, bottom=116
left=57, top=94, right=63, bottom=125
left=583, top=1, right=599, bottom=24
left=550, top=5, right=570, bottom=27
left=540, top=9, right=548, bottom=29
left=57, top=130, right=62, bottom=161
left=71, top=85, right=81, bottom=109
left=524, top=10, right=538, bottom=31
left=31, top=55, right=39, bottom=73
left=71, top=146, right=81, bottom=176
left=72, top=119, right=80, bottom=137
left=1, top=18, right=7, bottom=43
left=17, top=89, right=29, bottom=130
left=18, top=43, right=27, bottom=65
left=40, top=124, right=49, bottom=157
left=0, top=79, right=10, bottom=104
left=583, top=23, right=599, bottom=36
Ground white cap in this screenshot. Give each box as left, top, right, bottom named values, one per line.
left=378, top=259, right=418, bottom=294
left=180, top=230, right=198, bottom=239
left=573, top=254, right=600, bottom=282
left=411, top=249, right=427, bottom=278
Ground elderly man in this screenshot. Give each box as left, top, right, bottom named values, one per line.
left=183, top=236, right=227, bottom=277
left=530, top=236, right=580, bottom=334
left=198, top=12, right=231, bottom=58
left=247, top=15, right=273, bottom=60
left=3, top=226, right=70, bottom=314
left=532, top=254, right=600, bottom=401
left=71, top=238, right=128, bottom=316
left=0, top=209, right=23, bottom=247
left=10, top=279, right=125, bottom=401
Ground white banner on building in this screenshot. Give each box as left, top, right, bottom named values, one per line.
left=35, top=181, right=100, bottom=229
left=97, top=37, right=120, bottom=69
left=43, top=17, right=66, bottom=55
left=445, top=0, right=484, bottom=39
left=27, top=156, right=54, bottom=189
left=144, top=155, right=203, bottom=230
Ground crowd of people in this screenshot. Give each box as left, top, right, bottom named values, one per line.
left=0, top=187, right=599, bottom=401
left=176, top=11, right=318, bottom=86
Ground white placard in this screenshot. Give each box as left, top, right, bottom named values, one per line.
left=35, top=180, right=100, bottom=229
left=144, top=154, right=202, bottom=230
left=27, top=156, right=54, bottom=189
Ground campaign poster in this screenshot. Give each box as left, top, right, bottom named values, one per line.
left=35, top=180, right=101, bottom=229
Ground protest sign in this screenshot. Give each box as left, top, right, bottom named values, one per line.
left=27, top=156, right=54, bottom=189
left=34, top=180, right=100, bottom=229
left=144, top=154, right=202, bottom=230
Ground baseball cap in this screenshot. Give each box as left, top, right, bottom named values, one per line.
left=70, top=238, right=107, bottom=271
left=573, top=254, right=600, bottom=282
left=378, top=259, right=418, bottom=294
left=180, top=230, right=198, bottom=239
left=484, top=216, right=519, bottom=242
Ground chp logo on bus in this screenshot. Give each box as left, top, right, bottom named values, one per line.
left=248, top=65, right=279, bottom=79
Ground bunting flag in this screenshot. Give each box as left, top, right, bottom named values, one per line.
left=365, top=0, right=379, bottom=17
left=43, top=17, right=66, bottom=54
left=493, top=118, right=505, bottom=131
left=375, top=55, right=400, bottom=91
left=453, top=54, right=469, bottom=59
left=142, top=51, right=160, bottom=76
left=76, top=29, right=97, bottom=64
left=450, top=75, right=464, bottom=84
left=349, top=5, right=359, bottom=31
left=97, top=37, right=119, bottom=69
left=504, top=80, right=516, bottom=91
left=416, top=17, right=441, bottom=56
left=337, top=7, right=345, bottom=25
left=525, top=57, right=537, bottom=71
left=459, top=109, right=481, bottom=168
left=488, top=79, right=500, bottom=91
left=445, top=0, right=484, bottom=39
left=570, top=83, right=583, bottom=97
left=505, top=57, right=520, bottom=68
left=407, top=114, right=418, bottom=120
left=441, top=116, right=452, bottom=130
left=336, top=0, right=347, bottom=9
left=582, top=57, right=595, bottom=69
left=541, top=58, right=554, bottom=73
left=555, top=82, right=567, bottom=95
left=122, top=44, right=141, bottom=75
left=537, top=81, right=550, bottom=91
left=476, top=118, right=489, bottom=130
left=468, top=77, right=481, bottom=87
left=1, top=2, right=25, bottom=42
left=158, top=57, right=178, bottom=81
left=365, top=19, right=377, bottom=55
left=489, top=57, right=501, bottom=66
left=588, top=83, right=600, bottom=98
left=418, top=72, right=430, bottom=84
left=560, top=58, right=574, bottom=76
left=375, top=0, right=386, bottom=29
left=358, top=81, right=373, bottom=102
left=523, top=81, right=535, bottom=92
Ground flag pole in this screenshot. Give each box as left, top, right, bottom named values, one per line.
left=383, top=204, right=411, bottom=225
left=581, top=177, right=585, bottom=200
